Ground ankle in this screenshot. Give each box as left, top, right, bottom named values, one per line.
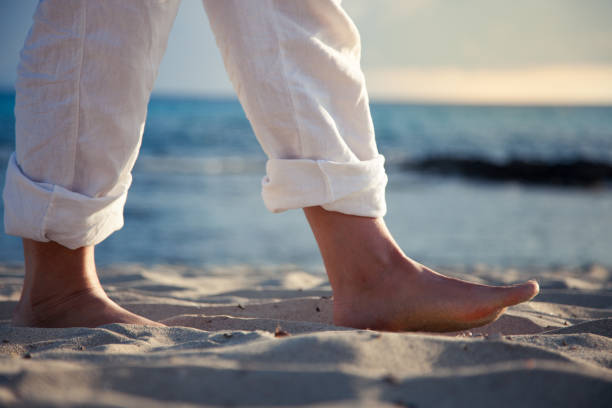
left=332, top=248, right=414, bottom=302
left=303, top=207, right=416, bottom=294
left=21, top=239, right=100, bottom=288
left=16, top=240, right=163, bottom=328
left=16, top=239, right=104, bottom=321
left=13, top=286, right=106, bottom=327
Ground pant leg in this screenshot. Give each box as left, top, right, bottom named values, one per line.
left=202, top=0, right=387, bottom=217
left=2, top=0, right=180, bottom=249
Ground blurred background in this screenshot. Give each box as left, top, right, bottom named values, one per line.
left=1, top=0, right=611, bottom=271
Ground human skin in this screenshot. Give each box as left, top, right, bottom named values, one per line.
left=12, top=207, right=538, bottom=331
left=303, top=206, right=539, bottom=331
left=12, top=239, right=162, bottom=327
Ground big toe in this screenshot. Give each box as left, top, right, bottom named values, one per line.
left=502, top=280, right=540, bottom=306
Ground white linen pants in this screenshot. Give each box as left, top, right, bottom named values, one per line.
left=3, top=0, right=387, bottom=250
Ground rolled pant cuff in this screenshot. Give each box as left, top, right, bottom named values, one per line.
left=3, top=154, right=128, bottom=249
left=261, top=154, right=387, bottom=218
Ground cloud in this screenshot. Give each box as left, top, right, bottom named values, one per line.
left=363, top=65, right=612, bottom=104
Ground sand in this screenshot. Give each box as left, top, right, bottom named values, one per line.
left=0, top=263, right=610, bottom=407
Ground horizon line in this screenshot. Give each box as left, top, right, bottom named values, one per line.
left=0, top=86, right=610, bottom=108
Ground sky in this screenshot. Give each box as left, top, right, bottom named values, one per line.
left=1, top=0, right=611, bottom=104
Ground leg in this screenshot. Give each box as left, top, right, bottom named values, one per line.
left=4, top=0, right=179, bottom=327
left=203, top=0, right=538, bottom=331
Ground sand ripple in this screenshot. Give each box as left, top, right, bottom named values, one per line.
left=0, top=264, right=610, bottom=407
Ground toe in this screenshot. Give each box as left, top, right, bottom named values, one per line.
left=503, top=280, right=540, bottom=306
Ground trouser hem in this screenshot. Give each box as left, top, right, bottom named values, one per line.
left=261, top=154, right=387, bottom=218
left=3, top=153, right=127, bottom=249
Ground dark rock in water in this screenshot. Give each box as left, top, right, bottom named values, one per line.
left=403, top=156, right=612, bottom=186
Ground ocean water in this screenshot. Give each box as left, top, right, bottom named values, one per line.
left=1, top=91, right=611, bottom=270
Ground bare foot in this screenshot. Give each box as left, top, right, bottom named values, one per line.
left=12, top=286, right=162, bottom=328
left=13, top=239, right=163, bottom=328
left=332, top=258, right=538, bottom=332
left=304, top=206, right=539, bottom=332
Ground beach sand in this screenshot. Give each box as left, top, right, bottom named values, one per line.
left=0, top=263, right=610, bottom=407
